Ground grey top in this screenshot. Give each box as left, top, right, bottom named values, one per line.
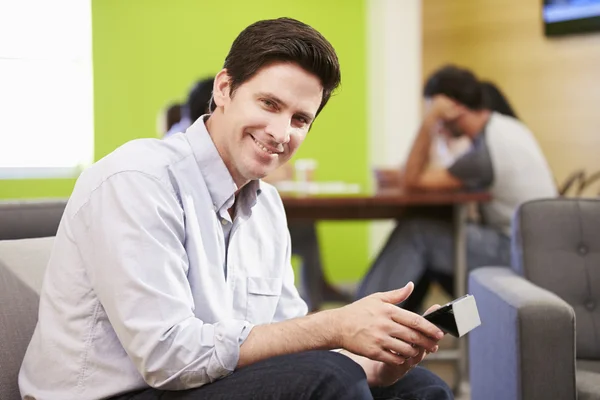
left=448, top=130, right=494, bottom=191
left=446, top=113, right=556, bottom=235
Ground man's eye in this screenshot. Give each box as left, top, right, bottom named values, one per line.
left=262, top=99, right=275, bottom=108
left=294, top=116, right=308, bottom=125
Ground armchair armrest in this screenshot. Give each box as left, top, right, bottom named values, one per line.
left=468, top=267, right=576, bottom=400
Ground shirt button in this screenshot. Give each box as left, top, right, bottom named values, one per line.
left=578, top=244, right=588, bottom=255
left=221, top=219, right=227, bottom=226
left=585, top=299, right=596, bottom=311
left=216, top=333, right=224, bottom=341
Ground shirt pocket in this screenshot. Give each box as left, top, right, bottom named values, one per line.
left=245, top=276, right=282, bottom=324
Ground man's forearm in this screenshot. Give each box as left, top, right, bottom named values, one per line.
left=238, top=309, right=339, bottom=368
left=403, top=115, right=437, bottom=189
left=243, top=326, right=380, bottom=386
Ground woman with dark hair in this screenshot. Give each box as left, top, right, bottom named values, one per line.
left=481, top=81, right=519, bottom=119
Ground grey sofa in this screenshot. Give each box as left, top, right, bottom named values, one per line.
left=0, top=198, right=67, bottom=240
left=469, top=198, right=600, bottom=400
left=0, top=199, right=66, bottom=399
left=0, top=237, right=54, bottom=400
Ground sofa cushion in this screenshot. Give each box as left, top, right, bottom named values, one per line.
left=0, top=237, right=54, bottom=294
left=577, top=359, right=600, bottom=399
left=0, top=237, right=53, bottom=400
left=579, top=359, right=600, bottom=374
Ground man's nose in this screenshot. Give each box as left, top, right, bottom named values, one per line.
left=265, top=116, right=291, bottom=145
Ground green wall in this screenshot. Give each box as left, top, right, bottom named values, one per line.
left=0, top=178, right=76, bottom=199
left=1, top=0, right=370, bottom=283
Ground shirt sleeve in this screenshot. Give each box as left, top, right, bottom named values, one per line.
left=272, top=230, right=309, bottom=322
left=447, top=136, right=494, bottom=190
left=71, top=171, right=253, bottom=389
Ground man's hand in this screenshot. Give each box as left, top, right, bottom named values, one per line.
left=332, top=283, right=444, bottom=366
left=404, top=95, right=460, bottom=189
left=429, top=95, right=462, bottom=122
left=367, top=303, right=442, bottom=387
left=238, top=282, right=444, bottom=386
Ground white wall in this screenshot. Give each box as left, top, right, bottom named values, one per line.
left=367, top=0, right=422, bottom=258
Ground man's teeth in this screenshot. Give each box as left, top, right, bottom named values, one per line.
left=252, top=137, right=276, bottom=154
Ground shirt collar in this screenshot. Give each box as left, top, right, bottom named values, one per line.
left=185, top=115, right=262, bottom=213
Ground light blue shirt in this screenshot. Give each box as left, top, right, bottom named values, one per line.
left=19, top=117, right=308, bottom=400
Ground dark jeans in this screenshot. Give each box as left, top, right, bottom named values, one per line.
left=110, top=351, right=453, bottom=400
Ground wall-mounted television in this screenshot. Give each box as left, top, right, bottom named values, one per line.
left=543, top=0, right=600, bottom=36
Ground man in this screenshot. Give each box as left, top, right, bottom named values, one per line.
left=163, top=76, right=349, bottom=311
left=357, top=65, right=557, bottom=312
left=19, top=18, right=452, bottom=400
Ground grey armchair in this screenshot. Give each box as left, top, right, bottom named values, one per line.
left=469, top=198, right=600, bottom=400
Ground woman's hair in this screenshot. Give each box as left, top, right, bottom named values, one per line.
left=481, top=81, right=519, bottom=119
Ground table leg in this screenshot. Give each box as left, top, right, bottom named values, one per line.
left=453, top=204, right=468, bottom=393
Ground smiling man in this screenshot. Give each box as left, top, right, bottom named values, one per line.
left=19, top=18, right=453, bottom=400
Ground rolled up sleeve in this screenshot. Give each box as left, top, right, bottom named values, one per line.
left=72, top=171, right=252, bottom=389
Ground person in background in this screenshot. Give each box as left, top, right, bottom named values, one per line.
left=156, top=103, right=183, bottom=137
left=359, top=65, right=556, bottom=313
left=187, top=78, right=215, bottom=125
left=164, top=77, right=215, bottom=138
left=481, top=80, right=519, bottom=120
left=20, top=18, right=453, bottom=400
left=428, top=79, right=521, bottom=171
left=372, top=79, right=521, bottom=193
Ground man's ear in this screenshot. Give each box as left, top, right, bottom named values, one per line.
left=212, top=69, right=232, bottom=109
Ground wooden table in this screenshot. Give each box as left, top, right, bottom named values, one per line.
left=281, top=188, right=491, bottom=310
left=281, top=188, right=491, bottom=391
left=282, top=189, right=490, bottom=220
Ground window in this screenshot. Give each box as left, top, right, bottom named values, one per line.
left=0, top=0, right=93, bottom=179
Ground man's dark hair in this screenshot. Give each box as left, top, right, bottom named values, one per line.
left=187, top=77, right=215, bottom=122
left=213, top=17, right=341, bottom=116
left=423, top=65, right=484, bottom=110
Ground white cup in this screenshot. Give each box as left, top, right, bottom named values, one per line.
left=294, top=159, right=317, bottom=193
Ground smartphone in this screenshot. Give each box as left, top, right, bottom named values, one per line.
left=423, top=294, right=480, bottom=337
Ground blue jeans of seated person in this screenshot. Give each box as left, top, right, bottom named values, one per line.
left=356, top=217, right=511, bottom=312
left=109, top=350, right=454, bottom=400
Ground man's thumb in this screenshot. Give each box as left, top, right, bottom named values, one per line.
left=379, top=282, right=414, bottom=304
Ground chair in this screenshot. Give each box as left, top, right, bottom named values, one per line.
left=469, top=198, right=600, bottom=400
left=0, top=237, right=54, bottom=400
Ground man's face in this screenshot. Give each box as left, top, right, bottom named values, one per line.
left=211, top=62, right=322, bottom=186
